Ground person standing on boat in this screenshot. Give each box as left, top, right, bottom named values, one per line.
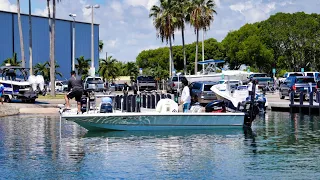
left=180, top=79, right=191, bottom=112
left=248, top=78, right=253, bottom=96
left=0, top=82, right=4, bottom=104
left=64, top=71, right=83, bottom=113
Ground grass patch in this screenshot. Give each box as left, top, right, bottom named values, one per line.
left=38, top=94, right=65, bottom=99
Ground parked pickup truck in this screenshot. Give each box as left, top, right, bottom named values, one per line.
left=279, top=76, right=317, bottom=100
left=245, top=73, right=274, bottom=88
left=279, top=72, right=304, bottom=83
left=136, top=76, right=157, bottom=91
left=83, top=76, right=105, bottom=92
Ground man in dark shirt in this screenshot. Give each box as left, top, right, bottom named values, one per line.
left=64, top=71, right=83, bottom=113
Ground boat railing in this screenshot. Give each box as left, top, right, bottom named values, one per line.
left=108, top=92, right=175, bottom=113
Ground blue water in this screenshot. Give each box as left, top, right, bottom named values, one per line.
left=0, top=112, right=319, bottom=179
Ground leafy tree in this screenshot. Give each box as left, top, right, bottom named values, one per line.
left=149, top=0, right=177, bottom=77
left=174, top=0, right=191, bottom=75
left=188, top=0, right=217, bottom=74
left=2, top=53, right=21, bottom=66
left=124, top=62, right=139, bottom=78
left=99, top=40, right=104, bottom=53
left=34, top=62, right=50, bottom=81
left=75, top=56, right=91, bottom=79
left=98, top=56, right=119, bottom=82
left=34, top=61, right=62, bottom=82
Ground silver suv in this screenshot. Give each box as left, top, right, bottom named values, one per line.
left=167, top=76, right=187, bottom=93
left=189, top=81, right=217, bottom=104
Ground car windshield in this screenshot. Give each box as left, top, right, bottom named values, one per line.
left=289, top=73, right=303, bottom=77
left=296, top=78, right=315, bottom=83
left=203, top=84, right=214, bottom=91
left=137, top=76, right=154, bottom=81
left=172, top=76, right=186, bottom=81
left=87, top=78, right=103, bottom=83
left=252, top=74, right=268, bottom=77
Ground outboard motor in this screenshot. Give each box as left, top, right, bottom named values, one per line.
left=205, top=100, right=226, bottom=113
left=238, top=101, right=260, bottom=127
left=28, top=75, right=37, bottom=91
left=35, top=75, right=45, bottom=94
left=100, top=97, right=113, bottom=113
left=255, top=94, right=267, bottom=112
left=80, top=95, right=88, bottom=113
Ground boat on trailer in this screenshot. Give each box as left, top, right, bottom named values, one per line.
left=60, top=93, right=259, bottom=131
left=0, top=65, right=46, bottom=103
left=184, top=59, right=249, bottom=83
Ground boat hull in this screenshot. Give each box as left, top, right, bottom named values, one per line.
left=63, top=113, right=245, bottom=131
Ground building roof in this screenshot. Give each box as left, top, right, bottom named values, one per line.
left=0, top=10, right=99, bottom=26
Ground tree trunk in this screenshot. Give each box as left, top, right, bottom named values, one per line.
left=47, top=0, right=52, bottom=86
left=202, top=29, right=205, bottom=72
left=194, top=28, right=199, bottom=74
left=17, top=0, right=25, bottom=68
left=29, top=0, right=33, bottom=75
left=182, top=25, right=186, bottom=75
left=50, top=0, right=56, bottom=97
left=169, top=35, right=174, bottom=78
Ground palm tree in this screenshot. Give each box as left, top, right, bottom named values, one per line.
left=174, top=0, right=190, bottom=75
left=17, top=0, right=25, bottom=68
left=75, top=56, right=91, bottom=79
left=2, top=53, right=21, bottom=66
left=49, top=0, right=61, bottom=96
left=124, top=62, right=139, bottom=78
left=99, top=40, right=104, bottom=53
left=189, top=0, right=217, bottom=74
left=149, top=0, right=177, bottom=77
left=34, top=62, right=50, bottom=81
left=34, top=61, right=62, bottom=82
left=99, top=56, right=119, bottom=82
left=29, top=0, right=33, bottom=75
left=52, top=61, right=63, bottom=79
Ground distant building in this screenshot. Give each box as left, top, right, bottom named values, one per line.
left=0, top=10, right=99, bottom=79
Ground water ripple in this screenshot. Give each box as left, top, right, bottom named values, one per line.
left=0, top=113, right=319, bottom=179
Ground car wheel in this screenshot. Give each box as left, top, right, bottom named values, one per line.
left=279, top=90, right=285, bottom=99
left=4, top=96, right=11, bottom=103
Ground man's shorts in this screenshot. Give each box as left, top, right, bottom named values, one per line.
left=67, top=90, right=83, bottom=102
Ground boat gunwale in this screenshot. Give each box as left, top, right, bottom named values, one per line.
left=61, top=112, right=245, bottom=118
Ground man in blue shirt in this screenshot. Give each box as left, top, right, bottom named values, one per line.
left=0, top=82, right=4, bottom=104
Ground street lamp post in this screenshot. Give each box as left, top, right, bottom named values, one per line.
left=69, top=13, right=76, bottom=71
left=85, top=4, right=100, bottom=77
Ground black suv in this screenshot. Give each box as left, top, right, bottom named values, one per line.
left=279, top=76, right=317, bottom=99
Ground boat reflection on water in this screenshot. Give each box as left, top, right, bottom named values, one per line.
left=84, top=128, right=247, bottom=138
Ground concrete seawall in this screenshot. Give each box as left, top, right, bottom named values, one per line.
left=0, top=99, right=68, bottom=117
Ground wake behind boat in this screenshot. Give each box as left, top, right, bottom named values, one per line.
left=60, top=92, right=260, bottom=131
